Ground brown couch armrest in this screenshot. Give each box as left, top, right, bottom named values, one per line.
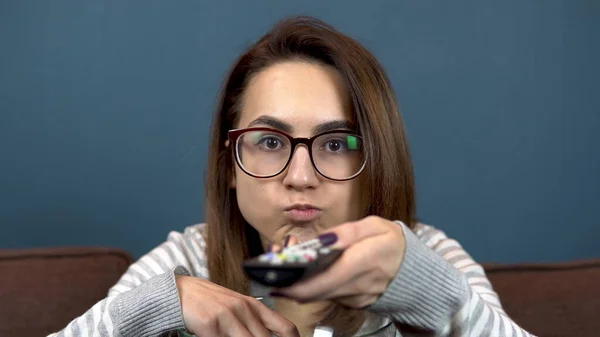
left=483, top=258, right=600, bottom=337
left=0, top=246, right=134, bottom=337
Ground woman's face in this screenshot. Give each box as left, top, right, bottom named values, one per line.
left=233, top=61, right=366, bottom=246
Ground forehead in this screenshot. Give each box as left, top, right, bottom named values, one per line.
left=237, top=61, right=353, bottom=132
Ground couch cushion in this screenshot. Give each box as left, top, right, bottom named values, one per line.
left=484, top=259, right=600, bottom=337
left=0, top=247, right=133, bottom=337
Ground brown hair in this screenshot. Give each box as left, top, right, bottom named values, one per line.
left=205, top=15, right=416, bottom=336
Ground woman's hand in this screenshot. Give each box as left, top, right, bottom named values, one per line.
left=273, top=216, right=406, bottom=309
left=176, top=275, right=300, bottom=337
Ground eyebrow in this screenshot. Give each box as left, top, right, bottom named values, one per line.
left=247, top=115, right=355, bottom=135
left=248, top=115, right=293, bottom=133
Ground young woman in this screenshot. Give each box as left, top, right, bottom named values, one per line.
left=50, top=16, right=533, bottom=337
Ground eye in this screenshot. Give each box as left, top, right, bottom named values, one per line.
left=257, top=135, right=284, bottom=150
left=324, top=138, right=347, bottom=152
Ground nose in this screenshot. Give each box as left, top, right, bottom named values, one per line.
left=282, top=145, right=319, bottom=190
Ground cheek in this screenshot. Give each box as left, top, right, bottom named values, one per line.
left=327, top=180, right=367, bottom=224
left=234, top=169, right=277, bottom=233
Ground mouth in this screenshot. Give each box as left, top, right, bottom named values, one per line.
left=283, top=203, right=322, bottom=222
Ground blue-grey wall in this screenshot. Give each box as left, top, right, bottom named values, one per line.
left=1, top=1, right=598, bottom=263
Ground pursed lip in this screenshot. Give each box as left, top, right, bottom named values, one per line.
left=283, top=203, right=321, bottom=211
left=283, top=203, right=322, bottom=222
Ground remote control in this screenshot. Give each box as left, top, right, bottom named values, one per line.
left=243, top=238, right=343, bottom=288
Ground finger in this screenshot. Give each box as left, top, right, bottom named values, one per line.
left=334, top=294, right=378, bottom=309
left=327, top=268, right=389, bottom=308
left=249, top=298, right=300, bottom=337
left=318, top=216, right=390, bottom=249
left=283, top=235, right=292, bottom=247
left=270, top=244, right=282, bottom=253
left=286, top=236, right=298, bottom=247
left=235, top=299, right=271, bottom=337
left=221, top=309, right=254, bottom=337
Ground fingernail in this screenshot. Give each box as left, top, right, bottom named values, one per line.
left=266, top=243, right=272, bottom=252
left=318, top=233, right=337, bottom=246
left=283, top=235, right=291, bottom=247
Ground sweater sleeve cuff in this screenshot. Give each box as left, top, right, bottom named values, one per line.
left=367, top=222, right=467, bottom=330
left=112, top=266, right=190, bottom=336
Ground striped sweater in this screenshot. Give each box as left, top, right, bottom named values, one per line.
left=48, top=221, right=535, bottom=336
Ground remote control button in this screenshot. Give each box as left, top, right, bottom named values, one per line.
left=288, top=238, right=320, bottom=252
left=259, top=254, right=271, bottom=262
left=319, top=247, right=330, bottom=255
left=306, top=239, right=321, bottom=249
left=286, top=246, right=302, bottom=253
left=265, top=270, right=278, bottom=282
left=304, top=253, right=315, bottom=262
left=271, top=256, right=283, bottom=265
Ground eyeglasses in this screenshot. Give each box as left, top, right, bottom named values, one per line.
left=227, top=127, right=367, bottom=181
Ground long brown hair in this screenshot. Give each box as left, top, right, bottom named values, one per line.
left=205, top=15, right=416, bottom=336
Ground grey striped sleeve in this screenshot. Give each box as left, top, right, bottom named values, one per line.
left=367, top=222, right=535, bottom=336
left=47, top=225, right=210, bottom=336
left=49, top=296, right=118, bottom=337
left=112, top=266, right=190, bottom=336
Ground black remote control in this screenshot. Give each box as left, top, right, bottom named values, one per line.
left=243, top=238, right=343, bottom=288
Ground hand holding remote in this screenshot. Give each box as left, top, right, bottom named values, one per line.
left=268, top=216, right=407, bottom=309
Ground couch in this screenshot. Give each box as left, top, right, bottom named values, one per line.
left=1, top=247, right=598, bottom=336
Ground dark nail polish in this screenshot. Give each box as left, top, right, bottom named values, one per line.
left=266, top=243, right=272, bottom=252
left=318, top=233, right=338, bottom=246
left=270, top=292, right=288, bottom=298
left=283, top=235, right=291, bottom=247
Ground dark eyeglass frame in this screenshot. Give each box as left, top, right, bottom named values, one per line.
left=227, top=127, right=367, bottom=181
